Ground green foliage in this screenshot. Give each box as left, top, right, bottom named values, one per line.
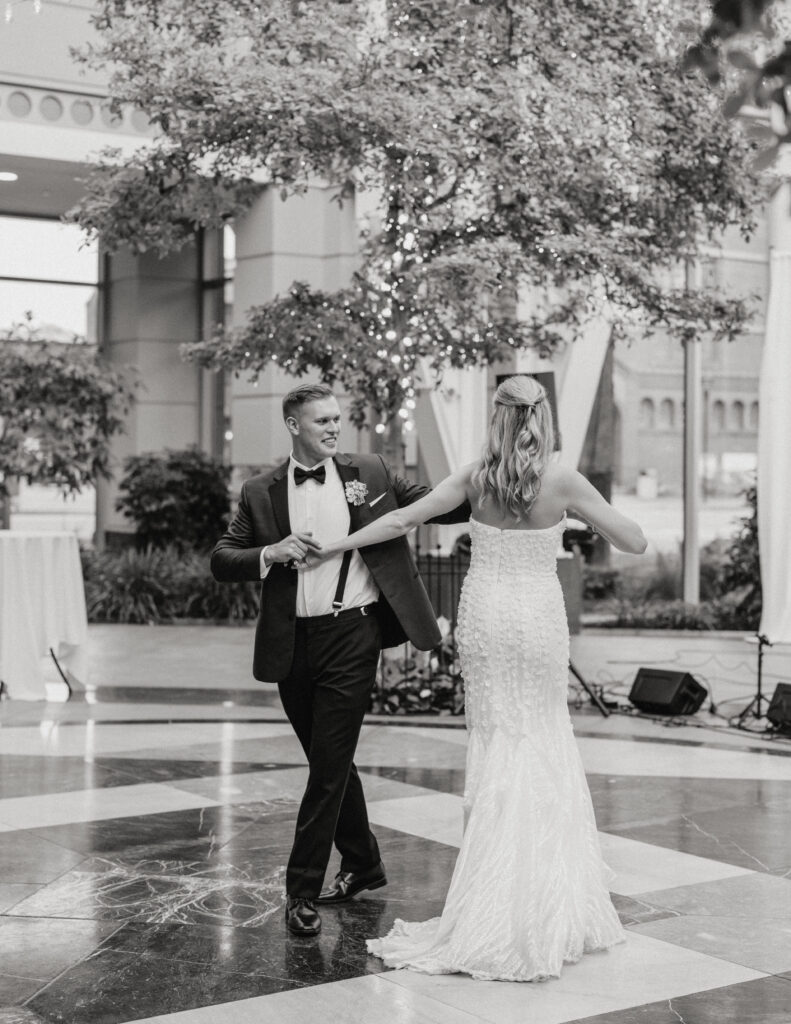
left=116, top=447, right=230, bottom=551
left=685, top=0, right=791, bottom=170
left=371, top=632, right=465, bottom=716
left=0, top=318, right=132, bottom=498
left=71, top=0, right=757, bottom=435
left=717, top=484, right=761, bottom=624
left=81, top=545, right=259, bottom=623
left=582, top=565, right=620, bottom=601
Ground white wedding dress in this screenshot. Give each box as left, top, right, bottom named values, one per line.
left=367, top=516, right=625, bottom=981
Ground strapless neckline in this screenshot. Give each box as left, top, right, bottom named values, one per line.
left=470, top=513, right=566, bottom=534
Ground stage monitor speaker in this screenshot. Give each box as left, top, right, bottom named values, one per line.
left=767, top=683, right=791, bottom=734
left=629, top=668, right=706, bottom=715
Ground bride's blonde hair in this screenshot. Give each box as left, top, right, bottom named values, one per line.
left=472, top=375, right=555, bottom=519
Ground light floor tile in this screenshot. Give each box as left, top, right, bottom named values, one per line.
left=367, top=793, right=464, bottom=847
left=366, top=792, right=753, bottom=900
left=381, top=933, right=765, bottom=1024
left=393, top=726, right=469, bottom=747
left=599, top=833, right=753, bottom=896
left=575, top=737, right=791, bottom=781
left=126, top=973, right=482, bottom=1024
left=0, top=722, right=294, bottom=758
left=0, top=783, right=221, bottom=831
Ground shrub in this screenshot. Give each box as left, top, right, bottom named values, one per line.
left=81, top=546, right=258, bottom=623
left=81, top=546, right=180, bottom=623
left=116, top=447, right=230, bottom=551
left=370, top=629, right=464, bottom=716
left=582, top=566, right=619, bottom=601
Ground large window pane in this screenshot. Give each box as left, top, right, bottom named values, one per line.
left=0, top=217, right=98, bottom=283
left=0, top=280, right=98, bottom=339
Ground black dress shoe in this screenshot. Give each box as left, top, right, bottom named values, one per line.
left=285, top=896, right=321, bottom=935
left=315, top=862, right=387, bottom=904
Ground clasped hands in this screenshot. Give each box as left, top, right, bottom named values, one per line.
left=266, top=532, right=333, bottom=570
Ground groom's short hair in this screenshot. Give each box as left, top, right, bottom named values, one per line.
left=282, top=382, right=335, bottom=420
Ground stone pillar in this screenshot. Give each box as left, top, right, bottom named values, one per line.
left=96, top=245, right=202, bottom=544
left=229, top=186, right=361, bottom=472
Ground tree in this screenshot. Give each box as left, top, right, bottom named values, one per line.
left=115, top=447, right=231, bottom=551
left=70, top=0, right=758, bottom=464
left=687, top=0, right=791, bottom=170
left=0, top=318, right=133, bottom=528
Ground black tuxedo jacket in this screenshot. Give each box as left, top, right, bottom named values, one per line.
left=211, top=452, right=470, bottom=682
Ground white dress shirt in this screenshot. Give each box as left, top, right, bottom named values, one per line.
left=260, top=455, right=379, bottom=616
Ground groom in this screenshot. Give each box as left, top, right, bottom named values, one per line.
left=211, top=382, right=468, bottom=936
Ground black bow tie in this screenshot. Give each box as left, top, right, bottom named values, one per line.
left=294, top=464, right=326, bottom=486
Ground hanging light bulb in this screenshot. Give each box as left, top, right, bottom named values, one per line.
left=375, top=423, right=386, bottom=435
left=34, top=0, right=41, bottom=13
left=5, top=3, right=13, bottom=24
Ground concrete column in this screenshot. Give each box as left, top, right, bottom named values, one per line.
left=229, top=186, right=361, bottom=469
left=96, top=245, right=202, bottom=543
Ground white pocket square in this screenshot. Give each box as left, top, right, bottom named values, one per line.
left=369, top=492, right=388, bottom=508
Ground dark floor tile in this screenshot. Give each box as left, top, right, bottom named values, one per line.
left=86, top=686, right=281, bottom=707
left=610, top=893, right=681, bottom=928
left=0, top=832, right=84, bottom=885
left=0, top=917, right=118, bottom=983
left=572, top=975, right=791, bottom=1023
left=26, top=947, right=297, bottom=1024
left=0, top=756, right=131, bottom=800
left=8, top=857, right=288, bottom=928
left=361, top=765, right=466, bottom=795
left=608, top=800, right=791, bottom=874
left=27, top=802, right=265, bottom=860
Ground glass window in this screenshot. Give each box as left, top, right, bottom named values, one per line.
left=0, top=280, right=98, bottom=339
left=711, top=399, right=725, bottom=431
left=731, top=400, right=745, bottom=431
left=0, top=216, right=98, bottom=283
left=749, top=400, right=759, bottom=430
left=659, top=397, right=675, bottom=429
left=639, top=397, right=655, bottom=429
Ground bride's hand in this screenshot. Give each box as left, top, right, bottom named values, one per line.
left=297, top=543, right=337, bottom=570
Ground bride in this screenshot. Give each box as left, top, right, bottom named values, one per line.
left=311, top=374, right=647, bottom=982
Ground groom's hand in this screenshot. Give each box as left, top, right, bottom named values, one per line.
left=264, top=532, right=322, bottom=567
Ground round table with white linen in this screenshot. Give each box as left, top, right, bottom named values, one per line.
left=0, top=531, right=88, bottom=700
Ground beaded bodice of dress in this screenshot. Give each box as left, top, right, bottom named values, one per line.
left=466, top=516, right=565, bottom=581
left=457, top=514, right=570, bottom=736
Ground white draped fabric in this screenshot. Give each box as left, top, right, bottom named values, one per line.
left=0, top=531, right=88, bottom=699
left=758, top=250, right=791, bottom=644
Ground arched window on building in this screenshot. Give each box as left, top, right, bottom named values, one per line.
left=639, top=397, right=655, bottom=429
left=711, top=399, right=725, bottom=431
left=749, top=400, right=759, bottom=431
left=658, top=398, right=675, bottom=429
left=731, top=400, right=745, bottom=431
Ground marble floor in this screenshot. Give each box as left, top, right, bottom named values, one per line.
left=1, top=629, right=790, bottom=1023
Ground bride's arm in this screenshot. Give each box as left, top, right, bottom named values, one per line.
left=323, top=463, right=473, bottom=557
left=561, top=468, right=647, bottom=554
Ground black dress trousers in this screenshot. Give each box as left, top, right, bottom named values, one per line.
left=277, top=608, right=382, bottom=899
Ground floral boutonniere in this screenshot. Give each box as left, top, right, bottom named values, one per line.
left=345, top=480, right=368, bottom=507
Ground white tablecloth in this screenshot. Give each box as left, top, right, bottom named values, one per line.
left=0, top=531, right=88, bottom=700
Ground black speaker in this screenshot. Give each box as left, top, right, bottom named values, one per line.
left=767, top=683, right=791, bottom=734
left=629, top=668, right=707, bottom=715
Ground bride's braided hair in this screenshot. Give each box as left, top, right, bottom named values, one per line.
left=472, top=375, right=555, bottom=520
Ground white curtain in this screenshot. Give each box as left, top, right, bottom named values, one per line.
left=758, top=249, right=791, bottom=643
